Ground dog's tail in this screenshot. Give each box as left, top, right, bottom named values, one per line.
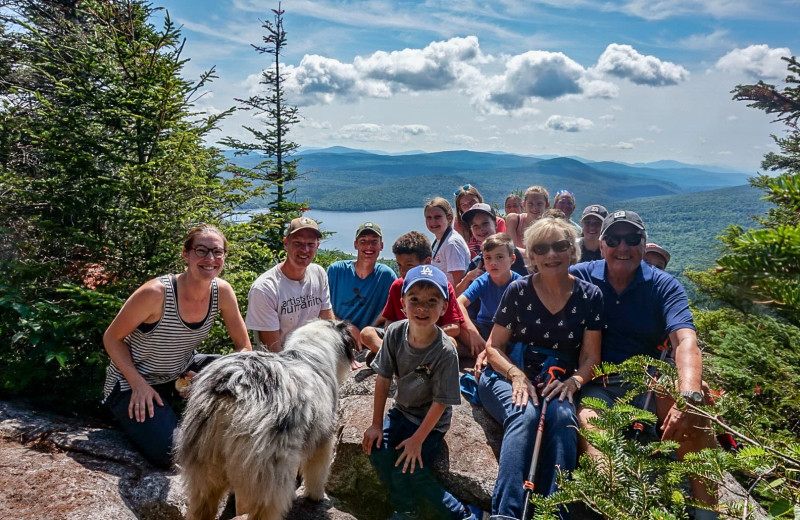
left=175, top=352, right=278, bottom=466
left=176, top=351, right=318, bottom=464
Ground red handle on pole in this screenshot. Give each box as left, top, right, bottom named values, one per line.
left=547, top=365, right=567, bottom=384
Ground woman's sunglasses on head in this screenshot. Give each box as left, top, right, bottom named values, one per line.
left=454, top=184, right=474, bottom=197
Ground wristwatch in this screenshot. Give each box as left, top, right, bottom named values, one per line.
left=679, top=390, right=703, bottom=404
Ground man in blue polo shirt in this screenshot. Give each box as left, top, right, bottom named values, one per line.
left=327, top=222, right=397, bottom=333
left=569, top=210, right=718, bottom=519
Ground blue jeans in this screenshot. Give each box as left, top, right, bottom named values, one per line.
left=478, top=367, right=576, bottom=520
left=369, top=407, right=467, bottom=518
left=106, top=353, right=220, bottom=468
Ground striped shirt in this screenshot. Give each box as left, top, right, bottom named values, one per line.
left=103, top=274, right=218, bottom=398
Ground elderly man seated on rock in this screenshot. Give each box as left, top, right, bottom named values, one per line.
left=569, top=210, right=719, bottom=520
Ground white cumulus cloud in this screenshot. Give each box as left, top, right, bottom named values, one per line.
left=487, top=51, right=585, bottom=108
left=472, top=51, right=616, bottom=114
left=544, top=115, right=595, bottom=132
left=715, top=44, right=791, bottom=79
left=594, top=44, right=689, bottom=86
left=332, top=123, right=431, bottom=143
left=282, top=37, right=486, bottom=106
left=283, top=55, right=385, bottom=106
left=355, top=36, right=487, bottom=91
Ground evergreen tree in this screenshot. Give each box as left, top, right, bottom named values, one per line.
left=0, top=0, right=261, bottom=407
left=220, top=5, right=307, bottom=250
left=690, top=56, right=800, bottom=325
left=0, top=0, right=253, bottom=285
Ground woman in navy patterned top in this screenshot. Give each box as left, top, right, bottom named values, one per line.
left=477, top=217, right=603, bottom=520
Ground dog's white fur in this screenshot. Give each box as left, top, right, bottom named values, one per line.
left=175, top=319, right=356, bottom=520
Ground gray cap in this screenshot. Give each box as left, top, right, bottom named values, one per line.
left=580, top=204, right=608, bottom=223
left=600, top=210, right=645, bottom=238
left=462, top=202, right=495, bottom=225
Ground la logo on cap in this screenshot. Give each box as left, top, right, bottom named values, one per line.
left=613, top=210, right=626, bottom=219
left=420, top=266, right=433, bottom=276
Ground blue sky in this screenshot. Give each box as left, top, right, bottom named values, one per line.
left=159, top=0, right=799, bottom=171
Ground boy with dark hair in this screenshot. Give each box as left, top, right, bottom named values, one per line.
left=360, top=231, right=466, bottom=355
left=457, top=233, right=522, bottom=339
left=362, top=265, right=477, bottom=520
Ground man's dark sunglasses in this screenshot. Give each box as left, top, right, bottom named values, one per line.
left=603, top=233, right=643, bottom=247
left=531, top=239, right=572, bottom=256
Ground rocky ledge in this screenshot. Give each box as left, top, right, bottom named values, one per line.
left=0, top=366, right=764, bottom=519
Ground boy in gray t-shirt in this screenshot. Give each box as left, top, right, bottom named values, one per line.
left=362, top=265, right=475, bottom=519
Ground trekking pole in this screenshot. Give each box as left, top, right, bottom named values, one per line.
left=521, top=364, right=567, bottom=520
left=632, top=339, right=670, bottom=441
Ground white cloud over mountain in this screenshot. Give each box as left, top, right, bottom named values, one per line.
left=331, top=123, right=431, bottom=142
left=544, top=115, right=595, bottom=132
left=715, top=44, right=792, bottom=79
left=282, top=37, right=485, bottom=105
left=594, top=44, right=690, bottom=86
left=277, top=37, right=689, bottom=115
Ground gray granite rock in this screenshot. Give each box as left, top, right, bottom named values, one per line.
left=0, top=365, right=768, bottom=520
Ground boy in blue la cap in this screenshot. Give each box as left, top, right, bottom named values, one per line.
left=363, top=265, right=477, bottom=519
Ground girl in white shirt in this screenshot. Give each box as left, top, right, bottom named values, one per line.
left=424, top=197, right=470, bottom=286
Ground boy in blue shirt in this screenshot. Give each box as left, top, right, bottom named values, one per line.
left=363, top=265, right=477, bottom=520
left=457, top=233, right=521, bottom=339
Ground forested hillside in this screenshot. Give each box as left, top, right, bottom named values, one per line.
left=230, top=148, right=750, bottom=211
left=613, top=184, right=772, bottom=283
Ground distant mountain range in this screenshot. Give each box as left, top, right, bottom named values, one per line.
left=223, top=147, right=748, bottom=211
left=225, top=147, right=752, bottom=211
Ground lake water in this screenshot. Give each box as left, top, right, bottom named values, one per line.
left=305, top=207, right=427, bottom=259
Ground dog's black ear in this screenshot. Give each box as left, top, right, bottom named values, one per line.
left=335, top=320, right=357, bottom=361
left=334, top=319, right=350, bottom=332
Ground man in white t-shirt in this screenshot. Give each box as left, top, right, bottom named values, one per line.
left=245, top=217, right=333, bottom=351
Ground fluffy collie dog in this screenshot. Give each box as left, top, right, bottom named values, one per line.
left=175, top=319, right=357, bottom=520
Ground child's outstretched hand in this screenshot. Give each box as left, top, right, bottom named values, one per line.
left=362, top=424, right=383, bottom=455
left=395, top=435, right=424, bottom=473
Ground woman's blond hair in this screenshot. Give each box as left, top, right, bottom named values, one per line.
left=524, top=216, right=579, bottom=270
